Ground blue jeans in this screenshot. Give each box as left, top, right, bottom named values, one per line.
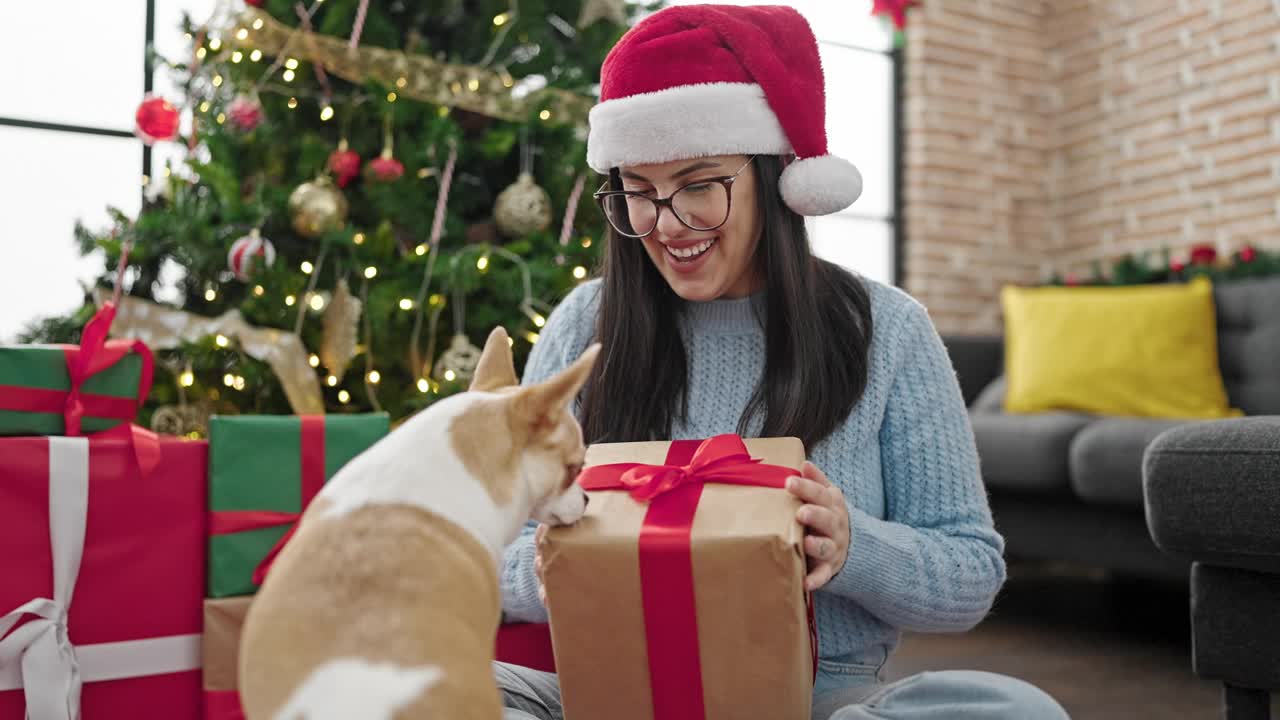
left=496, top=660, right=1070, bottom=719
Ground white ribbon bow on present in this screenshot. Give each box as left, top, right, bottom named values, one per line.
left=0, top=436, right=202, bottom=720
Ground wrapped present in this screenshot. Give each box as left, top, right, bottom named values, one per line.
left=202, top=597, right=251, bottom=720
left=542, top=434, right=817, bottom=720
left=207, top=413, right=390, bottom=597
left=0, top=303, right=152, bottom=437
left=0, top=426, right=206, bottom=719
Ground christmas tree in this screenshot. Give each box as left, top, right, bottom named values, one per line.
left=23, top=0, right=645, bottom=433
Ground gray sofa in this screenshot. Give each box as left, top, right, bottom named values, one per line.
left=942, top=276, right=1280, bottom=719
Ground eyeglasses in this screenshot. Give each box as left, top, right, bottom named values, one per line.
left=593, top=156, right=755, bottom=239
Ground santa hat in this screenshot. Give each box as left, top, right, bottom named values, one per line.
left=586, top=4, right=862, bottom=217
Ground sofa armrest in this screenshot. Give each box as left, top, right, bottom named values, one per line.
left=1143, top=417, right=1280, bottom=574
left=939, top=335, right=1003, bottom=408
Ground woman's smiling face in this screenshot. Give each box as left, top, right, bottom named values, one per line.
left=616, top=154, right=765, bottom=301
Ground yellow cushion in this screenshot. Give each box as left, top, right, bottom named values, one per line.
left=1001, top=276, right=1241, bottom=418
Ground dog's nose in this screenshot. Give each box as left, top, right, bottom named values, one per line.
left=582, top=493, right=590, bottom=509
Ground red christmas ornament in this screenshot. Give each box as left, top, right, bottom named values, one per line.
left=135, top=95, right=180, bottom=145
left=227, top=94, right=264, bottom=132
left=1240, top=245, right=1258, bottom=263
left=1064, top=272, right=1080, bottom=287
left=328, top=140, right=362, bottom=188
left=871, top=0, right=919, bottom=30
left=245, top=0, right=264, bottom=6
left=227, top=229, right=276, bottom=281
left=1170, top=259, right=1186, bottom=273
left=1189, top=244, right=1217, bottom=265
left=366, top=149, right=405, bottom=183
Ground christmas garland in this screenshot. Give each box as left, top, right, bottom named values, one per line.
left=229, top=7, right=594, bottom=127
left=1046, top=244, right=1280, bottom=287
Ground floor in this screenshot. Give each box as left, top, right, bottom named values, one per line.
left=885, top=564, right=1279, bottom=719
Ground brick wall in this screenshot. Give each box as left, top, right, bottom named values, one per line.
left=905, top=0, right=1280, bottom=334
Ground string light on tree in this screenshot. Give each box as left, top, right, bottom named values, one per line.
left=285, top=294, right=296, bottom=306
left=179, top=368, right=195, bottom=387
left=215, top=334, right=229, bottom=348
left=338, top=390, right=351, bottom=403
left=326, top=375, right=338, bottom=387
left=573, top=266, right=587, bottom=279
left=364, top=266, right=378, bottom=279
left=367, top=370, right=381, bottom=384
left=204, top=287, right=217, bottom=301
left=308, top=354, right=320, bottom=368
left=320, top=105, right=335, bottom=121
left=301, top=261, right=314, bottom=274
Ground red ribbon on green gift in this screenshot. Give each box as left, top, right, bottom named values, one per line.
left=0, top=302, right=154, bottom=436
left=577, top=434, right=819, bottom=720
left=208, top=415, right=327, bottom=586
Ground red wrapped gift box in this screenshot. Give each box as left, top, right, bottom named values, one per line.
left=0, top=429, right=207, bottom=719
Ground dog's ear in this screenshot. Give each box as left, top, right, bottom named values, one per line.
left=511, top=343, right=601, bottom=434
left=470, top=327, right=519, bottom=392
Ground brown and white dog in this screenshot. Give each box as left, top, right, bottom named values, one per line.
left=239, top=327, right=599, bottom=720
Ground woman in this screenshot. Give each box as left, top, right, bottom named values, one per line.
left=497, top=5, right=1068, bottom=719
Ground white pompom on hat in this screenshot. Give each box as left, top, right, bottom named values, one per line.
left=586, top=4, right=862, bottom=216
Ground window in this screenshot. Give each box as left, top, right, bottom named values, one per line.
left=0, top=0, right=216, bottom=341
left=657, top=0, right=901, bottom=286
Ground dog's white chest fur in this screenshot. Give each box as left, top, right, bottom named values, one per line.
left=273, top=659, right=443, bottom=720
left=314, top=395, right=520, bottom=562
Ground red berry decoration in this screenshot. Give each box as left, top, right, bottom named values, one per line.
left=366, top=149, right=405, bottom=183
left=1240, top=245, right=1258, bottom=263
left=135, top=95, right=180, bottom=145
left=1064, top=273, right=1080, bottom=287
left=245, top=0, right=264, bottom=6
left=1170, top=259, right=1186, bottom=273
left=328, top=140, right=362, bottom=188
left=1189, top=244, right=1217, bottom=265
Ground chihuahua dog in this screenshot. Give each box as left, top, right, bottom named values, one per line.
left=239, top=327, right=599, bottom=720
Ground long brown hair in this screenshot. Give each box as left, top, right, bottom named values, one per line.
left=579, top=155, right=874, bottom=449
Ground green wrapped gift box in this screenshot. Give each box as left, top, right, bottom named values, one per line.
left=0, top=338, right=151, bottom=437
left=207, top=412, right=390, bottom=598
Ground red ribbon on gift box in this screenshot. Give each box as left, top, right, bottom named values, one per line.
left=0, top=303, right=154, bottom=436
left=207, top=415, right=327, bottom=585
left=577, top=434, right=818, bottom=720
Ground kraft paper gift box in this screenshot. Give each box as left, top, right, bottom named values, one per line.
left=542, top=434, right=816, bottom=720
left=202, top=596, right=252, bottom=720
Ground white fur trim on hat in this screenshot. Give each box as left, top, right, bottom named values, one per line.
left=587, top=83, right=791, bottom=172
left=779, top=155, right=863, bottom=216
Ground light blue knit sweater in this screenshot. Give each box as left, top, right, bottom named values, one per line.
left=502, top=276, right=1006, bottom=668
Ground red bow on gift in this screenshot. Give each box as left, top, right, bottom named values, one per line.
left=593, top=434, right=791, bottom=502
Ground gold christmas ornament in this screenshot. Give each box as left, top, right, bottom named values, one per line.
left=151, top=402, right=212, bottom=438
left=289, top=177, right=348, bottom=238
left=433, top=333, right=483, bottom=384
left=494, top=172, right=553, bottom=237
left=321, top=277, right=362, bottom=382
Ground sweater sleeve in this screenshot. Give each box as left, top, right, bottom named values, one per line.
left=500, top=280, right=600, bottom=622
left=822, top=300, right=1007, bottom=633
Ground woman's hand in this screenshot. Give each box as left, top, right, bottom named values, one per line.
left=786, top=462, right=851, bottom=592
left=533, top=523, right=549, bottom=605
